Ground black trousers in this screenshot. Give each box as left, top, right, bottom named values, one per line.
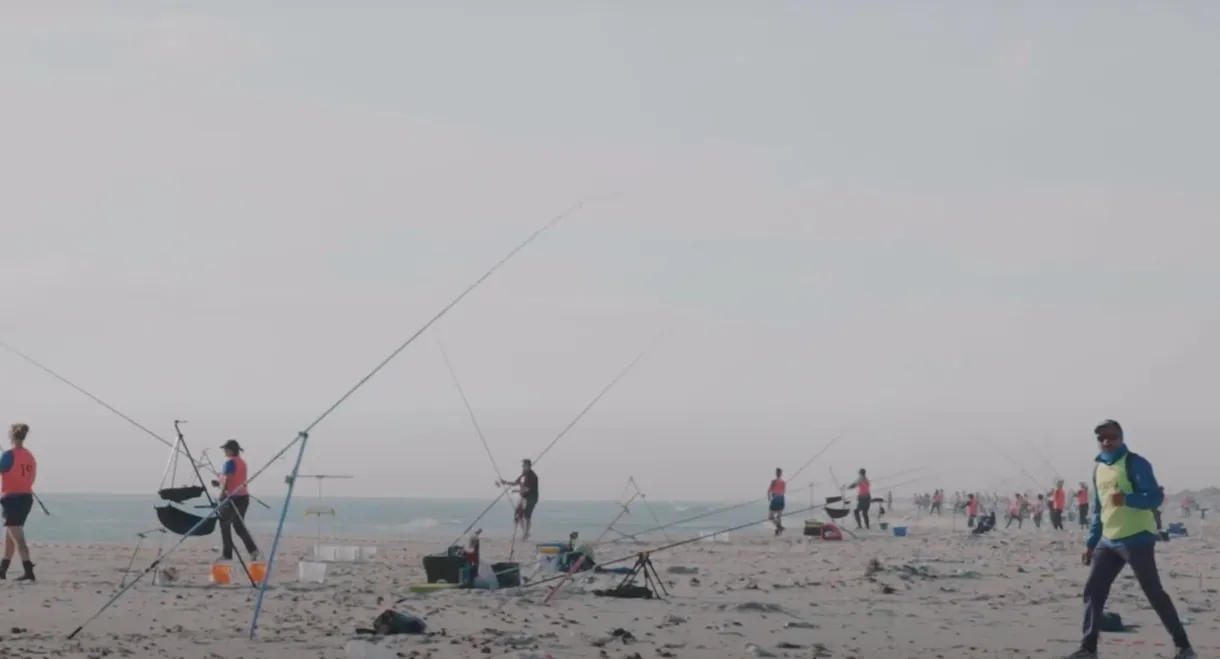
left=853, top=498, right=871, bottom=529
left=219, top=495, right=259, bottom=560
left=1078, top=503, right=1089, bottom=528
left=1049, top=508, right=1064, bottom=530
left=1081, top=543, right=1189, bottom=652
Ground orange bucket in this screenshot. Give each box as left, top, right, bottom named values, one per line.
left=248, top=562, right=267, bottom=584
left=210, top=563, right=231, bottom=585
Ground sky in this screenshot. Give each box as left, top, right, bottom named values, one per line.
left=1, top=3, right=1217, bottom=501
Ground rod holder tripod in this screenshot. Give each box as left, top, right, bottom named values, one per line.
left=616, top=551, right=668, bottom=599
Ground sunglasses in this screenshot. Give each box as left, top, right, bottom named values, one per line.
left=1096, top=433, right=1121, bottom=442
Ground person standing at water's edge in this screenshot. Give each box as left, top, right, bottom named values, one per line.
left=848, top=468, right=871, bottom=530
left=499, top=459, right=539, bottom=542
left=1064, top=420, right=1194, bottom=659
left=767, top=468, right=786, bottom=536
left=1075, top=482, right=1090, bottom=529
left=0, top=423, right=37, bottom=581
left=1050, top=480, right=1067, bottom=530
left=212, top=439, right=260, bottom=562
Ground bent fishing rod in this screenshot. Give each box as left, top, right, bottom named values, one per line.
left=0, top=341, right=273, bottom=510
left=451, top=329, right=670, bottom=546
left=68, top=198, right=592, bottom=642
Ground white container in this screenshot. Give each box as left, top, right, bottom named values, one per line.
left=345, top=639, right=397, bottom=658
left=313, top=544, right=338, bottom=561
left=298, top=560, right=328, bottom=583
left=357, top=546, right=378, bottom=561
left=335, top=545, right=360, bottom=562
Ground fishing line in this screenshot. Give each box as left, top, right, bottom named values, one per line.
left=451, top=329, right=670, bottom=546
left=629, top=477, right=672, bottom=544
left=67, top=198, right=590, bottom=641
left=436, top=341, right=520, bottom=545
left=637, top=430, right=846, bottom=542
left=602, top=466, right=927, bottom=544
left=521, top=499, right=844, bottom=592
left=0, top=341, right=272, bottom=511
left=542, top=492, right=639, bottom=605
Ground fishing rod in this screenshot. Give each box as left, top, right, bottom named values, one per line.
left=67, top=198, right=591, bottom=641
left=451, top=329, right=669, bottom=546
left=521, top=498, right=849, bottom=592
left=992, top=442, right=1047, bottom=491
left=1029, top=443, right=1062, bottom=481
left=437, top=341, right=521, bottom=552
left=0, top=341, right=273, bottom=511
left=601, top=465, right=928, bottom=545
left=632, top=430, right=845, bottom=541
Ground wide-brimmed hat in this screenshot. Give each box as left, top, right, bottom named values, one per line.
left=220, top=439, right=243, bottom=453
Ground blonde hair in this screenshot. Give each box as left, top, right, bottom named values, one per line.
left=9, top=423, right=28, bottom=442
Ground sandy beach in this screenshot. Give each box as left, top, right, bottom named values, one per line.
left=0, top=510, right=1214, bottom=659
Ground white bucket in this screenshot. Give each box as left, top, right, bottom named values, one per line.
left=313, top=544, right=338, bottom=561
left=298, top=560, right=328, bottom=583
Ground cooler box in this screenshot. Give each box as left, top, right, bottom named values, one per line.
left=536, top=543, right=566, bottom=572
left=423, top=554, right=465, bottom=583
left=803, top=520, right=824, bottom=538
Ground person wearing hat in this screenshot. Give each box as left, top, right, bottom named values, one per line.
left=1064, top=420, right=1194, bottom=659
left=497, top=459, right=539, bottom=542
left=211, top=439, right=260, bottom=562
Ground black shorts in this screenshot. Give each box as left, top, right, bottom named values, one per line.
left=769, top=496, right=786, bottom=512
left=1, top=494, right=33, bottom=527
left=522, top=495, right=538, bottom=520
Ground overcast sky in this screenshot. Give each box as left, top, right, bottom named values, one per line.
left=1, top=3, right=1217, bottom=501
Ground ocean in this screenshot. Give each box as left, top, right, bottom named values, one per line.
left=28, top=493, right=774, bottom=545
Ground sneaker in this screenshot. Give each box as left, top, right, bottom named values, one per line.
left=1063, top=649, right=1097, bottom=659
left=249, top=551, right=261, bottom=562
left=1172, top=647, right=1197, bottom=659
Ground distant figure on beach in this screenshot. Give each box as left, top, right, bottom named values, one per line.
left=213, top=439, right=260, bottom=562
left=930, top=489, right=944, bottom=515
left=1032, top=494, right=1045, bottom=528
left=1050, top=480, right=1067, bottom=530
left=965, top=493, right=979, bottom=527
left=1075, top=482, right=1090, bottom=529
left=1006, top=493, right=1025, bottom=529
left=847, top=469, right=871, bottom=530
left=0, top=423, right=37, bottom=581
left=499, top=458, right=539, bottom=542
left=1066, top=420, right=1194, bottom=659
left=767, top=468, right=786, bottom=536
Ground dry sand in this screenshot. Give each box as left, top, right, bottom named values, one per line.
left=2, top=510, right=1217, bottom=659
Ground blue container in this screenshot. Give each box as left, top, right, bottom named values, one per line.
left=892, top=526, right=908, bottom=537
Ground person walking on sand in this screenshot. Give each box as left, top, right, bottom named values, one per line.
left=848, top=468, right=871, bottom=530
left=212, top=439, right=260, bottom=562
left=767, top=468, right=786, bottom=536
left=1063, top=420, right=1195, bottom=659
left=0, top=423, right=37, bottom=581
left=499, top=458, right=539, bottom=542
left=1033, top=493, right=1046, bottom=529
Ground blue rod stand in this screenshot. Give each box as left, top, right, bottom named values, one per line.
left=248, top=431, right=310, bottom=639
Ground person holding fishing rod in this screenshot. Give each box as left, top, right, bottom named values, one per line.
left=847, top=468, right=871, bottom=530
left=497, top=459, right=539, bottom=542
left=1064, top=420, right=1194, bottom=659
left=0, top=423, right=37, bottom=581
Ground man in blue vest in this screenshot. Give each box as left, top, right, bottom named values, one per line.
left=1064, top=420, right=1194, bottom=659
